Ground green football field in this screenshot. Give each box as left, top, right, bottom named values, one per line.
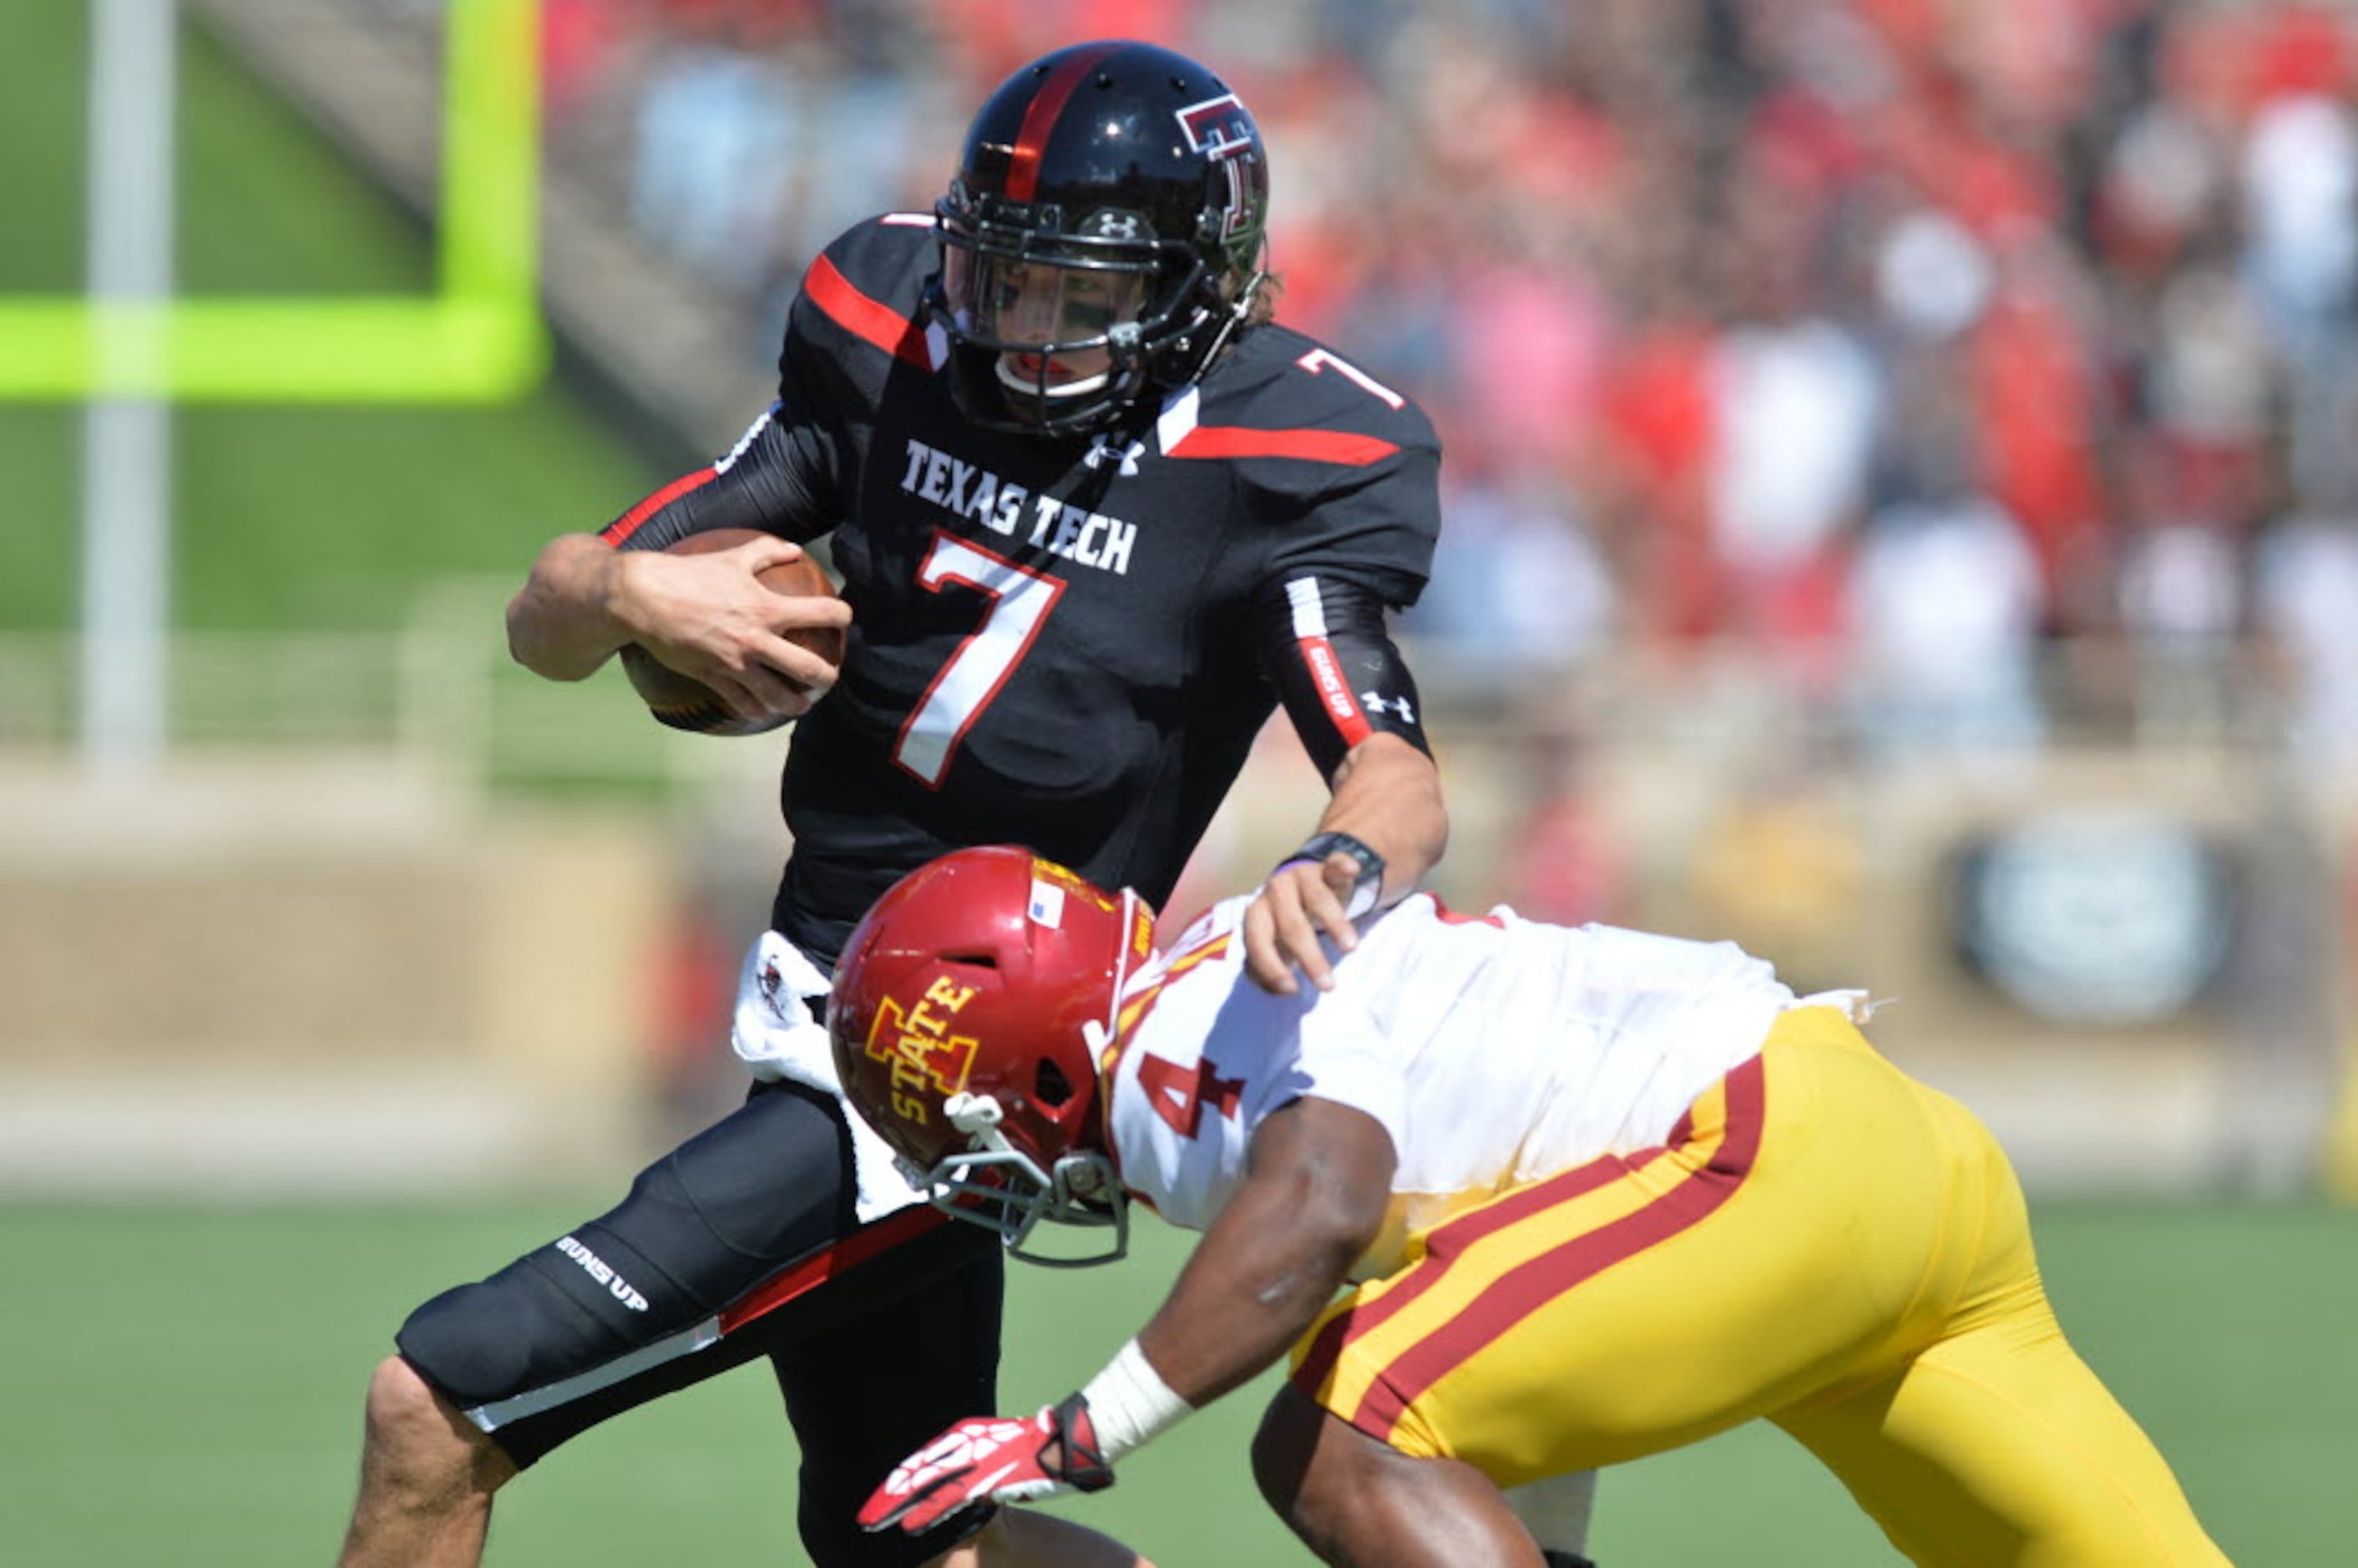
left=0, top=1195, right=2345, bottom=1565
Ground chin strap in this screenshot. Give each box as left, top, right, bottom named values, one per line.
left=944, top=1091, right=1005, bottom=1138
left=1176, top=270, right=1267, bottom=383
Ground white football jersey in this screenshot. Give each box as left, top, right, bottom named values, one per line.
left=1103, top=893, right=1799, bottom=1276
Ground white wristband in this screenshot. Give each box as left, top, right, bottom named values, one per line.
left=1077, top=1338, right=1193, bottom=1464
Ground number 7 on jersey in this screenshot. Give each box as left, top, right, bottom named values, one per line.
left=894, top=534, right=1066, bottom=787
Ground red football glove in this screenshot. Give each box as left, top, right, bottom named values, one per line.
left=858, top=1393, right=1115, bottom=1535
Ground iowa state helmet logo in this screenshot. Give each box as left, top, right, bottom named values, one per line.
left=863, top=975, right=982, bottom=1125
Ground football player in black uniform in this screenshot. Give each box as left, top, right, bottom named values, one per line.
left=336, top=39, right=1450, bottom=1568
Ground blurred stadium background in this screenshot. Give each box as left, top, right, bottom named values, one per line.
left=4, top=0, right=2354, bottom=1562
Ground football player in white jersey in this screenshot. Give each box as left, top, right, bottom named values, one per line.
left=828, top=847, right=2228, bottom=1568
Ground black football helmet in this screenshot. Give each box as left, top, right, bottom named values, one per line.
left=929, top=40, right=1272, bottom=436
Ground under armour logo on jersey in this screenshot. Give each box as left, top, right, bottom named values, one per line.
left=1362, top=690, right=1416, bottom=724
left=1084, top=436, right=1146, bottom=476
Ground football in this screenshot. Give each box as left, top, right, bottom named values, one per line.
left=619, top=528, right=847, bottom=736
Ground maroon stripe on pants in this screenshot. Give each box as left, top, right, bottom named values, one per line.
left=1347, top=1055, right=1769, bottom=1440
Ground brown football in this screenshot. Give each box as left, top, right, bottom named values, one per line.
left=619, top=528, right=847, bottom=736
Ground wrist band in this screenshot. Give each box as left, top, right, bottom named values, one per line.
left=1279, top=830, right=1387, bottom=918
left=1077, top=1338, right=1193, bottom=1464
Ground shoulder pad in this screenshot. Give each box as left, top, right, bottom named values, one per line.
left=1164, top=326, right=1438, bottom=468
left=792, top=215, right=944, bottom=371
left=817, top=212, right=939, bottom=291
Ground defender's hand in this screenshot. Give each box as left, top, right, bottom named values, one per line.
left=859, top=1395, right=1113, bottom=1536
left=1243, top=852, right=1364, bottom=994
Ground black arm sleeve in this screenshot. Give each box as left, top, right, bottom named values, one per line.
left=595, top=402, right=842, bottom=553
left=1252, top=574, right=1432, bottom=781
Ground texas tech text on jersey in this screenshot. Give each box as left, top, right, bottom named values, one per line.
left=605, top=215, right=1444, bottom=964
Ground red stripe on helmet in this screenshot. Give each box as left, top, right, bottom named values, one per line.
left=1008, top=42, right=1126, bottom=202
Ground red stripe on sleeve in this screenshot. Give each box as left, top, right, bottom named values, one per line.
left=806, top=253, right=935, bottom=370
left=1345, top=1054, right=1769, bottom=1441
left=1298, top=635, right=1375, bottom=748
left=1009, top=43, right=1125, bottom=201
left=601, top=467, right=717, bottom=545
left=1166, top=426, right=1400, bottom=466
left=716, top=1203, right=950, bottom=1334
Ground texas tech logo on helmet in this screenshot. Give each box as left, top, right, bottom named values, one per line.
left=1176, top=94, right=1260, bottom=242
left=1176, top=94, right=1255, bottom=160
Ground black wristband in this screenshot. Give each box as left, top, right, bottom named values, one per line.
left=1278, top=831, right=1387, bottom=918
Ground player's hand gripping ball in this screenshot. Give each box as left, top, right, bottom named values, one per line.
left=619, top=528, right=846, bottom=736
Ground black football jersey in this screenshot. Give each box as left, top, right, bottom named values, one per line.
left=604, top=213, right=1442, bottom=964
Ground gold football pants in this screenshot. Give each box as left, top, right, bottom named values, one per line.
left=1291, top=1005, right=2229, bottom=1566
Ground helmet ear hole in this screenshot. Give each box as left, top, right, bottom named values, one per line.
left=1035, top=1057, right=1075, bottom=1108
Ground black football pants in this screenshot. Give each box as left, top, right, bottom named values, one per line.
left=395, top=1078, right=1004, bottom=1568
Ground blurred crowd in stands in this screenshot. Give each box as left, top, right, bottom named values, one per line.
left=496, top=0, right=2358, bottom=770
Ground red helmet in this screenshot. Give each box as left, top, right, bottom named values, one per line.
left=827, top=846, right=1157, bottom=1266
